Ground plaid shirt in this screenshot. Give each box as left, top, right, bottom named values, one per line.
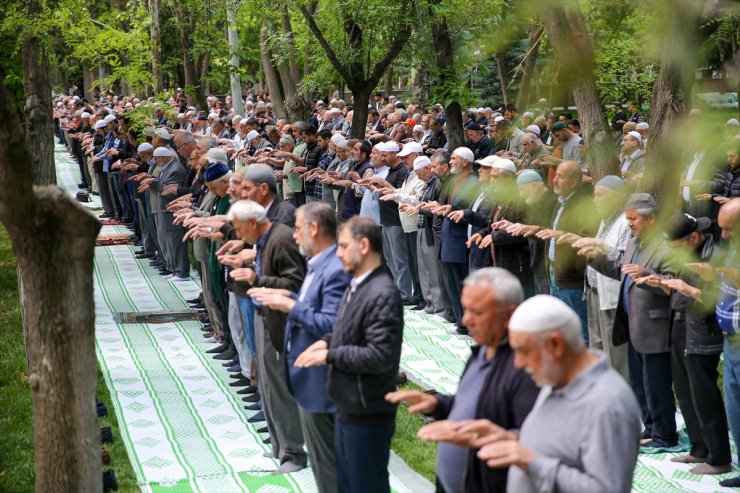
left=315, top=151, right=335, bottom=201
left=717, top=249, right=740, bottom=334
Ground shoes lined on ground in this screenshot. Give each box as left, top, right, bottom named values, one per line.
left=242, top=393, right=260, bottom=403
left=236, top=386, right=257, bottom=395
left=248, top=411, right=265, bottom=423
left=102, top=446, right=111, bottom=465
left=101, top=426, right=113, bottom=444
left=412, top=302, right=427, bottom=311
left=257, top=426, right=268, bottom=434
left=97, top=402, right=108, bottom=418
left=206, top=343, right=229, bottom=354
left=262, top=436, right=271, bottom=445
left=227, top=363, right=242, bottom=373
left=187, top=294, right=203, bottom=304
left=244, top=403, right=261, bottom=411
left=720, top=477, right=740, bottom=487
left=229, top=377, right=250, bottom=388
left=213, top=348, right=236, bottom=360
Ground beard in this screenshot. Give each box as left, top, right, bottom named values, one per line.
left=342, top=249, right=363, bottom=275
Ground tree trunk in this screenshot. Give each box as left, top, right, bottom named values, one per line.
left=173, top=0, right=204, bottom=109
left=260, top=24, right=286, bottom=118
left=226, top=0, right=242, bottom=109
left=495, top=52, right=510, bottom=106
left=22, top=3, right=55, bottom=186
left=541, top=0, right=618, bottom=180
left=639, top=0, right=703, bottom=206
left=280, top=5, right=302, bottom=88
left=429, top=4, right=464, bottom=150
left=411, top=60, right=428, bottom=108
left=148, top=0, right=164, bottom=92
left=515, top=26, right=543, bottom=111
left=201, top=51, right=211, bottom=97
left=349, top=88, right=370, bottom=139
left=1, top=75, right=102, bottom=493
left=384, top=67, right=393, bottom=98
left=82, top=65, right=95, bottom=102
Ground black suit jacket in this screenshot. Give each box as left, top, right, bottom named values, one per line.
left=266, top=197, right=296, bottom=228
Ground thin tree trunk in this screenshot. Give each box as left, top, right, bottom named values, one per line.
left=226, top=0, right=242, bottom=109
left=411, top=61, right=428, bottom=108
left=6, top=30, right=102, bottom=493
left=384, top=67, right=393, bottom=97
left=260, top=24, right=286, bottom=118
left=541, top=0, right=618, bottom=180
left=173, top=0, right=205, bottom=109
left=516, top=25, right=543, bottom=111
left=82, top=65, right=95, bottom=102
left=280, top=4, right=301, bottom=87
left=639, top=0, right=703, bottom=206
left=495, top=52, right=510, bottom=106
left=148, top=0, right=164, bottom=92
left=349, top=88, right=371, bottom=139
left=429, top=3, right=464, bottom=150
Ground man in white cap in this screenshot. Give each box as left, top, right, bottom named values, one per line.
left=619, top=130, right=645, bottom=182
left=378, top=142, right=426, bottom=308
left=473, top=295, right=640, bottom=493
left=141, top=146, right=191, bottom=281
left=432, top=147, right=480, bottom=335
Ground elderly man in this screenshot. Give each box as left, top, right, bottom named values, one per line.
left=534, top=161, right=598, bottom=341
left=431, top=147, right=480, bottom=335
left=560, top=176, right=631, bottom=379
left=387, top=268, right=539, bottom=493
left=466, top=123, right=493, bottom=161
left=295, top=216, right=403, bottom=493
left=228, top=199, right=307, bottom=474
left=518, top=133, right=549, bottom=181
left=473, top=295, right=640, bottom=493
left=251, top=203, right=351, bottom=493
left=619, top=130, right=646, bottom=183
left=584, top=193, right=678, bottom=449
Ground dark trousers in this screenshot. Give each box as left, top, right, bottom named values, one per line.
left=671, top=319, right=730, bottom=465
left=443, top=261, right=468, bottom=328
left=628, top=341, right=677, bottom=446
left=96, top=170, right=116, bottom=215
left=402, top=231, right=422, bottom=303
left=335, top=416, right=395, bottom=493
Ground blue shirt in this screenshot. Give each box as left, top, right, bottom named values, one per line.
left=717, top=250, right=740, bottom=334
left=437, top=346, right=493, bottom=493
left=548, top=191, right=575, bottom=261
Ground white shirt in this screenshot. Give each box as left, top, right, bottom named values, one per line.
left=347, top=268, right=376, bottom=302
left=683, top=151, right=705, bottom=202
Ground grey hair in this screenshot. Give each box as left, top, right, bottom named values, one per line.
left=463, top=267, right=524, bottom=307
left=297, top=202, right=337, bottom=238
left=523, top=133, right=542, bottom=146
left=227, top=199, right=268, bottom=224
left=177, top=133, right=196, bottom=145
left=431, top=149, right=451, bottom=165
left=634, top=207, right=657, bottom=218
left=199, top=136, right=218, bottom=150
left=217, top=171, right=233, bottom=185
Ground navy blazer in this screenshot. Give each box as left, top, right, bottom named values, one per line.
left=440, top=174, right=480, bottom=263
left=285, top=245, right=351, bottom=413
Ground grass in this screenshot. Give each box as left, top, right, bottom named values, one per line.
left=391, top=381, right=438, bottom=483
left=0, top=225, right=139, bottom=492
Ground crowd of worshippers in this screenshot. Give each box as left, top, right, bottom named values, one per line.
left=53, top=89, right=740, bottom=493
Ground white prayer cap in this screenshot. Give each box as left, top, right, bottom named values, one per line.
left=413, top=125, right=423, bottom=133
left=468, top=108, right=477, bottom=113
left=382, top=141, right=400, bottom=153
left=245, top=100, right=254, bottom=107
left=239, top=118, right=248, bottom=126
left=398, top=141, right=423, bottom=157
left=635, top=122, right=650, bottom=130
left=56, top=101, right=63, bottom=107
left=509, top=295, right=581, bottom=335
left=374, top=142, right=387, bottom=151
left=72, top=96, right=80, bottom=101
left=103, top=114, right=117, bottom=124
left=246, top=130, right=260, bottom=142
left=477, top=107, right=485, bottom=113
left=627, top=131, right=642, bottom=146
left=413, top=156, right=432, bottom=170
left=493, top=116, right=505, bottom=123
left=232, top=115, right=243, bottom=123
left=316, top=100, right=325, bottom=106
left=727, top=118, right=740, bottom=127
left=80, top=112, right=91, bottom=119
left=153, top=147, right=175, bottom=158
left=137, top=142, right=154, bottom=153
left=491, top=158, right=516, bottom=174
left=208, top=112, right=220, bottom=121
left=74, top=109, right=84, bottom=116
left=476, top=155, right=499, bottom=168
left=523, top=111, right=534, bottom=119
left=485, top=107, right=493, bottom=113
left=336, top=139, right=348, bottom=150
left=125, top=102, right=133, bottom=108
left=94, top=120, right=107, bottom=129
left=134, top=98, right=141, bottom=104
left=452, top=146, right=474, bottom=163
left=177, top=113, right=185, bottom=119
left=330, top=134, right=345, bottom=145
left=330, top=98, right=338, bottom=104
left=526, top=124, right=541, bottom=135
left=154, top=128, right=172, bottom=140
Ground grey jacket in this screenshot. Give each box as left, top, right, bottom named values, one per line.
left=590, top=236, right=677, bottom=354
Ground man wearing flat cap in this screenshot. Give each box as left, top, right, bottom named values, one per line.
left=637, top=213, right=730, bottom=475
left=582, top=193, right=678, bottom=449
left=465, top=123, right=492, bottom=161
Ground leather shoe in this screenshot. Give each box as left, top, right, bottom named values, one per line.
left=97, top=402, right=108, bottom=417
left=244, top=403, right=260, bottom=411
left=248, top=411, right=265, bottom=423
left=102, top=446, right=111, bottom=465
left=206, top=343, right=229, bottom=354
left=236, top=385, right=257, bottom=395
left=412, top=302, right=427, bottom=311
left=101, top=426, right=113, bottom=444
left=222, top=359, right=238, bottom=367
left=262, top=436, right=271, bottom=444
left=135, top=253, right=154, bottom=259
left=227, top=363, right=242, bottom=373
left=187, top=294, right=203, bottom=304
left=257, top=426, right=268, bottom=433
left=396, top=371, right=408, bottom=386
left=200, top=324, right=213, bottom=332
left=213, top=348, right=236, bottom=360
left=103, top=470, right=118, bottom=492
left=159, top=270, right=173, bottom=276
left=230, top=372, right=245, bottom=379
left=203, top=331, right=215, bottom=339
left=242, top=393, right=260, bottom=403
left=190, top=301, right=206, bottom=310
left=229, top=377, right=250, bottom=387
